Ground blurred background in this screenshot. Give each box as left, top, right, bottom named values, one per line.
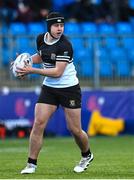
left=0, top=0, right=134, bottom=138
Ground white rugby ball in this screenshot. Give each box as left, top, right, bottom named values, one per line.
left=12, top=53, right=32, bottom=77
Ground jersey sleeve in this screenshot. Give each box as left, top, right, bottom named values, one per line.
left=36, top=34, right=44, bottom=51
left=56, top=41, right=73, bottom=63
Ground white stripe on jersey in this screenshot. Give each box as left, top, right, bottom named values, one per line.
left=56, top=55, right=70, bottom=61
left=56, top=55, right=70, bottom=58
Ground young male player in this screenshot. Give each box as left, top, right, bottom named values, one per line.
left=17, top=12, right=94, bottom=174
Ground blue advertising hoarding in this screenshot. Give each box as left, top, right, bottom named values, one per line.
left=0, top=88, right=134, bottom=136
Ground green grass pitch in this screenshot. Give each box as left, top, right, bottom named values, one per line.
left=0, top=135, right=133, bottom=179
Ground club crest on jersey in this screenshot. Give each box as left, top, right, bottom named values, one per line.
left=69, top=100, right=75, bottom=107
left=51, top=53, right=56, bottom=60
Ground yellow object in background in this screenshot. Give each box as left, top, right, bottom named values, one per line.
left=88, top=110, right=124, bottom=136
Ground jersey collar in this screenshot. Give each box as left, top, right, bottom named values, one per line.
left=44, top=32, right=60, bottom=45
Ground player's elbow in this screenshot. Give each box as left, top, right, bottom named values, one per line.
left=54, top=69, right=63, bottom=77
left=54, top=71, right=63, bottom=78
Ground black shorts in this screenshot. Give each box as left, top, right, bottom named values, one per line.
left=37, top=84, right=81, bottom=108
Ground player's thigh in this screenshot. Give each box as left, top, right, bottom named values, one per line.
left=35, top=103, right=57, bottom=126
left=64, top=108, right=82, bottom=131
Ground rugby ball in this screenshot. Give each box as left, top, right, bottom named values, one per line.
left=12, top=53, right=32, bottom=77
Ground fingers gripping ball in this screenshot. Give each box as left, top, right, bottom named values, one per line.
left=12, top=53, right=33, bottom=77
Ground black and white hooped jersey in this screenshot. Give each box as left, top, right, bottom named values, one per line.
left=36, top=33, right=79, bottom=88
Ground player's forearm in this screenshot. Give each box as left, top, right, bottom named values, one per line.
left=31, top=67, right=63, bottom=77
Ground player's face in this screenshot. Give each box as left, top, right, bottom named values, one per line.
left=50, top=23, right=64, bottom=39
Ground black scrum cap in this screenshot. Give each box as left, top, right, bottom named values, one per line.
left=46, top=12, right=64, bottom=33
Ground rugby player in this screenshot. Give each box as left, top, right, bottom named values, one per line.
left=17, top=12, right=94, bottom=174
